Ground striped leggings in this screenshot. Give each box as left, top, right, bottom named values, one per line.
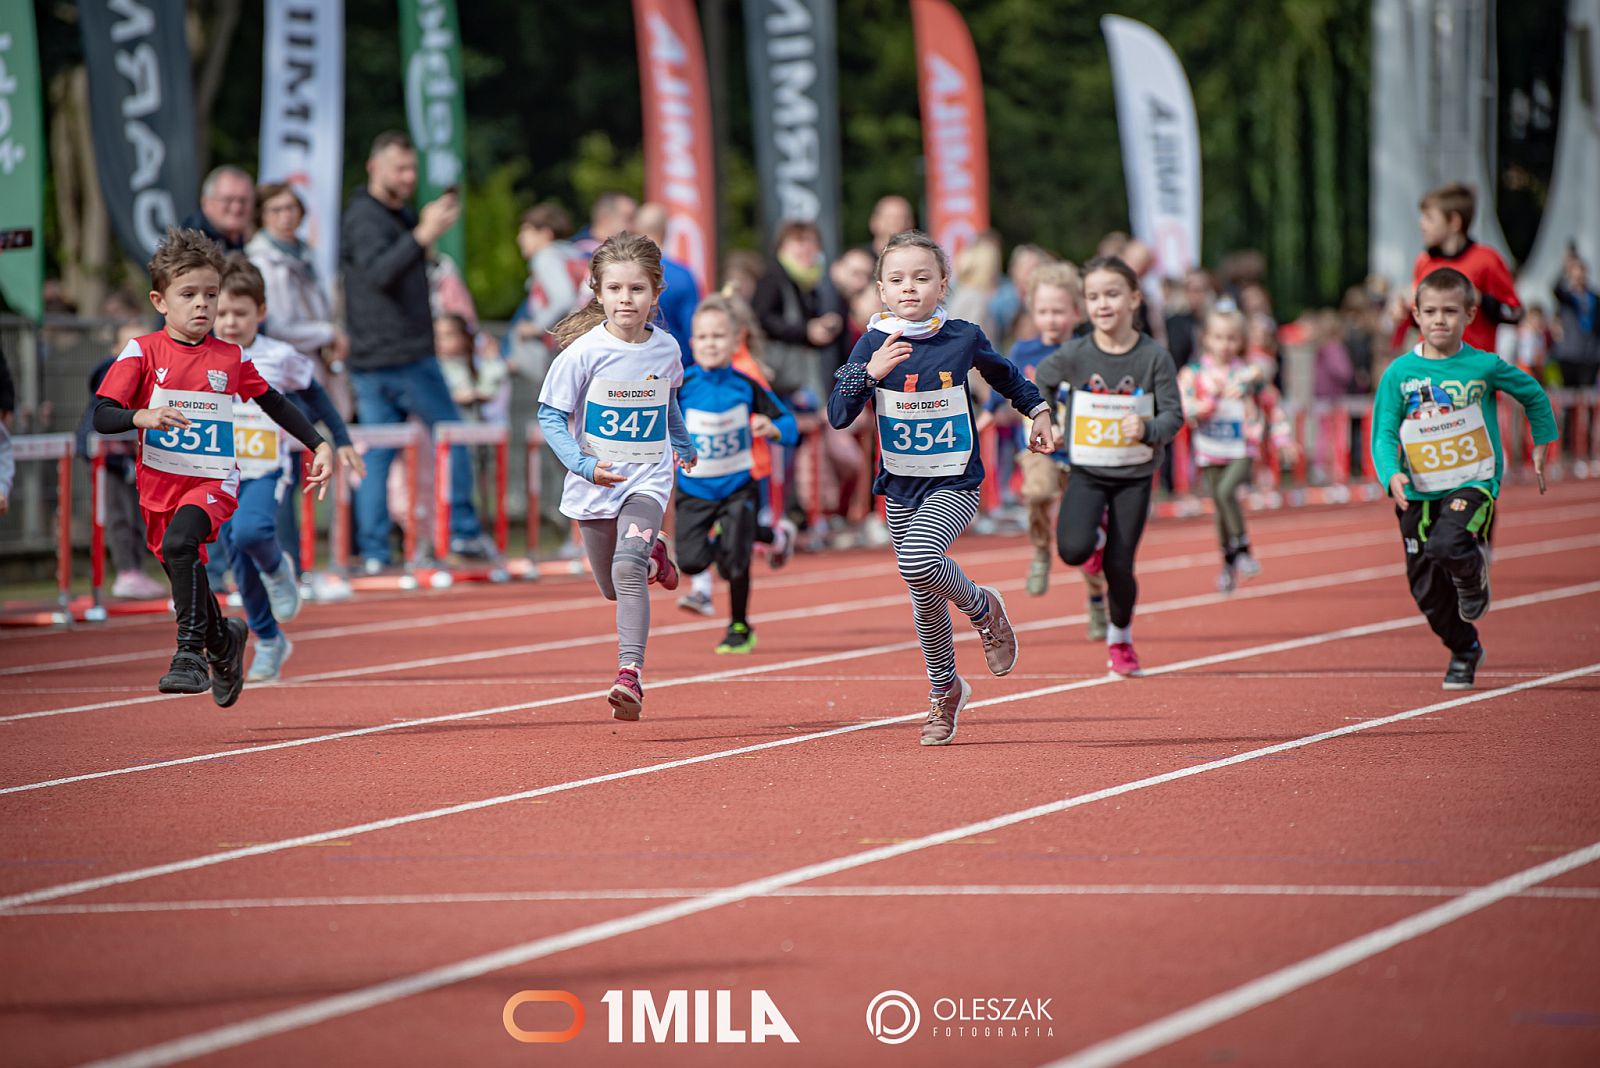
left=886, top=489, right=985, bottom=688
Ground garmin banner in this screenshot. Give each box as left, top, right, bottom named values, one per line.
left=912, top=0, right=989, bottom=262
left=1101, top=15, right=1201, bottom=279
left=0, top=1, right=44, bottom=320
left=633, top=0, right=717, bottom=292
left=78, top=0, right=199, bottom=262
left=399, top=0, right=466, bottom=267
left=259, top=0, right=345, bottom=301
left=742, top=0, right=843, bottom=258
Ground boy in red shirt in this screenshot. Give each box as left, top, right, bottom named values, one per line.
left=94, top=228, right=333, bottom=704
left=1394, top=183, right=1523, bottom=353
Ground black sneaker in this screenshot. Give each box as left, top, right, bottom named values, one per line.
left=207, top=618, right=250, bottom=708
left=1443, top=644, right=1484, bottom=691
left=158, top=651, right=211, bottom=694
left=715, top=622, right=757, bottom=655
left=1456, top=545, right=1491, bottom=622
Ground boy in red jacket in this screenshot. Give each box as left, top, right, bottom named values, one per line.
left=94, top=228, right=333, bottom=704
left=1393, top=182, right=1522, bottom=353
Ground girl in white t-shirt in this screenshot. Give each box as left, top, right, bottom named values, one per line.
left=537, top=233, right=698, bottom=720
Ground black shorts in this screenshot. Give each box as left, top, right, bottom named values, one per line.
left=674, top=481, right=761, bottom=581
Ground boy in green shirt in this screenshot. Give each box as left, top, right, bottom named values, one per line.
left=1371, top=267, right=1558, bottom=691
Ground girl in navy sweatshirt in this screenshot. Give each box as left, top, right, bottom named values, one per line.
left=828, top=231, right=1054, bottom=746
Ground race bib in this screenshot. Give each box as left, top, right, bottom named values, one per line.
left=876, top=384, right=974, bottom=478
left=141, top=387, right=235, bottom=479
left=232, top=399, right=284, bottom=480
left=582, top=378, right=669, bottom=464
left=683, top=404, right=752, bottom=479
left=1193, top=398, right=1248, bottom=461
left=1070, top=392, right=1154, bottom=467
left=1400, top=404, right=1496, bottom=492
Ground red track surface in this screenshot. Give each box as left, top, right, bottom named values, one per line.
left=2, top=486, right=1598, bottom=1067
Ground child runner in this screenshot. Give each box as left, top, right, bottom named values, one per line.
left=976, top=262, right=1112, bottom=638
left=92, top=228, right=333, bottom=703
left=538, top=232, right=698, bottom=720
left=1177, top=306, right=1293, bottom=592
left=1035, top=255, right=1183, bottom=678
left=675, top=293, right=800, bottom=653
left=1370, top=267, right=1557, bottom=690
left=1392, top=182, right=1523, bottom=354
left=679, top=293, right=798, bottom=617
left=213, top=255, right=363, bottom=681
left=829, top=230, right=1054, bottom=746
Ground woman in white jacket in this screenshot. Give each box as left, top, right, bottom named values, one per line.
left=246, top=182, right=350, bottom=416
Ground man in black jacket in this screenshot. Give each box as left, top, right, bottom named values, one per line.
left=341, top=130, right=489, bottom=570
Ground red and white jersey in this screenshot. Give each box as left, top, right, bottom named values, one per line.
left=97, top=331, right=270, bottom=512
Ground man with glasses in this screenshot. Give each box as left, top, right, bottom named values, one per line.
left=182, top=166, right=256, bottom=252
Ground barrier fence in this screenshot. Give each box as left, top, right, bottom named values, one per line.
left=3, top=388, right=1596, bottom=626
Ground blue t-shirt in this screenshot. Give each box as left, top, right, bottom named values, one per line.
left=828, top=319, right=1045, bottom=508
left=991, top=336, right=1069, bottom=464
left=657, top=257, right=701, bottom=359
left=675, top=364, right=798, bottom=501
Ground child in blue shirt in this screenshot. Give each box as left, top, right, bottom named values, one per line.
left=675, top=294, right=799, bottom=653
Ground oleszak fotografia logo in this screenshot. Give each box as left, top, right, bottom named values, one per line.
left=867, top=990, right=1054, bottom=1043
left=504, top=988, right=797, bottom=1045
left=866, top=990, right=920, bottom=1044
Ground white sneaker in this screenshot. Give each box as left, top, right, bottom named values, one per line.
left=769, top=518, right=798, bottom=569
left=677, top=590, right=715, bottom=616
left=111, top=569, right=165, bottom=600
left=1234, top=551, right=1261, bottom=581
left=259, top=551, right=302, bottom=623
left=247, top=634, right=293, bottom=682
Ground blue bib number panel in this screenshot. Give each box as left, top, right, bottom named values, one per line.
left=582, top=378, right=669, bottom=464
left=141, top=387, right=236, bottom=479
left=1194, top=398, right=1248, bottom=461
left=684, top=404, right=752, bottom=479
left=876, top=384, right=974, bottom=477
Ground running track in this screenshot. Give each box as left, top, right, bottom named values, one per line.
left=2, top=486, right=1597, bottom=1066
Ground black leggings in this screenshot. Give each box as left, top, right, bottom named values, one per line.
left=1056, top=472, right=1152, bottom=629
left=161, top=505, right=229, bottom=655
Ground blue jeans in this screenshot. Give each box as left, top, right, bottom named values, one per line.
left=220, top=472, right=290, bottom=640
left=351, top=358, right=481, bottom=563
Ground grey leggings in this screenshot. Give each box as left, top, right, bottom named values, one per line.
left=1200, top=458, right=1252, bottom=551
left=579, top=494, right=665, bottom=669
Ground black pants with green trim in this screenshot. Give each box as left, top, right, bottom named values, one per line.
left=1396, top=487, right=1493, bottom=655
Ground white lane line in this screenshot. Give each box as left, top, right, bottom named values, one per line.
left=7, top=497, right=1591, bottom=679
left=4, top=578, right=1596, bottom=912
left=11, top=882, right=1600, bottom=916
left=8, top=495, right=1596, bottom=709
left=1045, top=840, right=1600, bottom=1068
left=0, top=540, right=1045, bottom=678
left=0, top=520, right=1422, bottom=715
left=73, top=661, right=1600, bottom=1068
left=6, top=524, right=1593, bottom=735
left=4, top=542, right=1597, bottom=799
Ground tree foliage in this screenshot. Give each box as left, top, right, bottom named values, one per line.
left=33, top=0, right=1371, bottom=319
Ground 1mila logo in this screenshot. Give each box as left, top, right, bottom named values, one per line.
left=503, top=989, right=797, bottom=1045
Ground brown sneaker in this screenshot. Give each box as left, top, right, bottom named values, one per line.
left=920, top=675, right=971, bottom=746
left=973, top=586, right=1018, bottom=676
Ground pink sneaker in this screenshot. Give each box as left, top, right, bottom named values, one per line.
left=1107, top=641, right=1142, bottom=677
left=608, top=667, right=643, bottom=720
left=647, top=535, right=680, bottom=591
left=1082, top=518, right=1108, bottom=576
